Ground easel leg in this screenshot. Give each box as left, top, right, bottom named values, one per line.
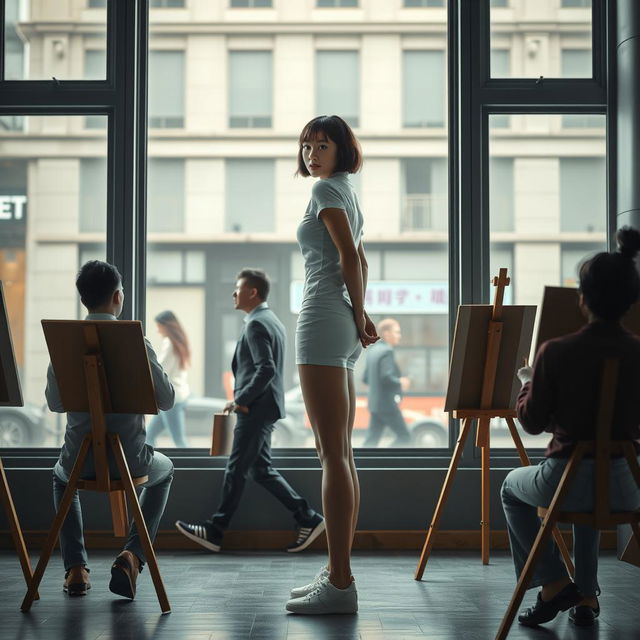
left=479, top=419, right=491, bottom=565
left=506, top=417, right=575, bottom=577
left=415, top=417, right=474, bottom=580
left=0, top=457, right=37, bottom=597
left=110, top=435, right=170, bottom=614
left=495, top=510, right=559, bottom=640
left=21, top=438, right=91, bottom=612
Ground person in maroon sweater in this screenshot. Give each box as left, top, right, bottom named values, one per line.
left=502, top=227, right=640, bottom=628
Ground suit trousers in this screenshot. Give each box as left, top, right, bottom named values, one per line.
left=363, top=405, right=411, bottom=448
left=207, top=413, right=315, bottom=537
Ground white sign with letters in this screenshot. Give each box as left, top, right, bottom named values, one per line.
left=0, top=195, right=27, bottom=222
left=290, top=280, right=450, bottom=314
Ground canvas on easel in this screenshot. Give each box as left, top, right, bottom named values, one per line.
left=415, top=269, right=575, bottom=581
left=0, top=281, right=37, bottom=595
left=535, top=286, right=640, bottom=354
left=21, top=319, right=170, bottom=613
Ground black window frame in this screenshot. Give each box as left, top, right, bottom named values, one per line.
left=0, top=0, right=614, bottom=472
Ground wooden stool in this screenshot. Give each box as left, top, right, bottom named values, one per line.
left=21, top=320, right=170, bottom=613
left=496, top=358, right=640, bottom=639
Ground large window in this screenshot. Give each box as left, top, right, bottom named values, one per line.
left=225, top=160, right=275, bottom=233
left=1, top=1, right=611, bottom=462
left=316, top=51, right=360, bottom=128
left=228, top=51, right=273, bottom=128
left=403, top=51, right=445, bottom=128
left=0, top=116, right=107, bottom=447
left=149, top=51, right=185, bottom=129
left=488, top=114, right=606, bottom=448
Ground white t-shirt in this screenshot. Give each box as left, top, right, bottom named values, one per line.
left=157, top=336, right=190, bottom=403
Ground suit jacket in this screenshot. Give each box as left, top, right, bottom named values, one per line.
left=517, top=321, right=640, bottom=458
left=363, top=340, right=402, bottom=414
left=46, top=313, right=175, bottom=478
left=232, top=304, right=286, bottom=421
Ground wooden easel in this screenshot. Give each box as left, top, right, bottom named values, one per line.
left=0, top=281, right=37, bottom=597
left=21, top=320, right=170, bottom=613
left=414, top=269, right=575, bottom=580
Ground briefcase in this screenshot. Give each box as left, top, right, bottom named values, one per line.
left=210, top=412, right=234, bottom=456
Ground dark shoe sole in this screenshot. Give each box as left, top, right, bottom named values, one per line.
left=287, top=520, right=326, bottom=553
left=63, top=584, right=91, bottom=597
left=519, top=585, right=583, bottom=627
left=175, top=521, right=221, bottom=552
left=109, top=559, right=136, bottom=600
left=569, top=606, right=600, bottom=627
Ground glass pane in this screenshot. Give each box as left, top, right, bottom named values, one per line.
left=489, top=113, right=606, bottom=448
left=491, top=1, right=592, bottom=79
left=4, top=0, right=107, bottom=80
left=149, top=51, right=185, bottom=128
left=229, top=51, right=273, bottom=128
left=316, top=51, right=360, bottom=128
left=404, top=1, right=446, bottom=7
left=146, top=4, right=448, bottom=450
left=0, top=116, right=107, bottom=448
left=403, top=51, right=445, bottom=128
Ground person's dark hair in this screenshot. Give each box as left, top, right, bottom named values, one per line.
left=237, top=268, right=270, bottom=301
left=296, top=115, right=363, bottom=177
left=155, top=310, right=191, bottom=370
left=579, top=226, right=640, bottom=322
left=75, top=260, right=122, bottom=310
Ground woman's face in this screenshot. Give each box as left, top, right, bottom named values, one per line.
left=301, top=134, right=338, bottom=179
left=156, top=322, right=167, bottom=337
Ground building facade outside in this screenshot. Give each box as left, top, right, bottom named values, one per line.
left=0, top=0, right=604, bottom=449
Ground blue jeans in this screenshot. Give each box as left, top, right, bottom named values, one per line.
left=53, top=452, right=174, bottom=570
left=146, top=400, right=188, bottom=448
left=501, top=456, right=640, bottom=597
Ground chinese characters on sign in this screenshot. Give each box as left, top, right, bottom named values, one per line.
left=290, top=281, right=449, bottom=314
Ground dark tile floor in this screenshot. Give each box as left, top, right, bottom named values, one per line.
left=0, top=549, right=638, bottom=639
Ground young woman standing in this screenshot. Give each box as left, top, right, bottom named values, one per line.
left=286, top=116, right=378, bottom=615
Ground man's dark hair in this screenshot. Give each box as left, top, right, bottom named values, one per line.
left=75, top=260, right=122, bottom=310
left=237, top=268, right=270, bottom=301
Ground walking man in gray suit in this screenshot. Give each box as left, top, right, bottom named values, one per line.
left=176, top=269, right=324, bottom=552
left=362, top=318, right=411, bottom=447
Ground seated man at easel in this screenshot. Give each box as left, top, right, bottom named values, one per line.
left=46, top=260, right=175, bottom=598
left=502, top=228, right=640, bottom=628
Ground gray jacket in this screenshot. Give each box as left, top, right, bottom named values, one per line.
left=232, top=303, right=285, bottom=421
left=363, top=340, right=402, bottom=414
left=46, top=313, right=175, bottom=478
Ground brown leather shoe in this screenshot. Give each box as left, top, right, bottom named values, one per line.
left=109, top=550, right=141, bottom=600
left=63, top=565, right=91, bottom=596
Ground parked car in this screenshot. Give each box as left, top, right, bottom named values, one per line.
left=0, top=404, right=48, bottom=447
left=275, top=386, right=450, bottom=448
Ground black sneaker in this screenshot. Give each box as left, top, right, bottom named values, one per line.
left=518, top=582, right=582, bottom=627
left=569, top=604, right=600, bottom=627
left=175, top=520, right=222, bottom=552
left=287, top=515, right=325, bottom=553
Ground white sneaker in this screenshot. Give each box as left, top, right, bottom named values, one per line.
left=289, top=566, right=329, bottom=598
left=286, top=576, right=358, bottom=615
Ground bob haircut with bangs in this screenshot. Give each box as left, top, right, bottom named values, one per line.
left=296, top=115, right=363, bottom=177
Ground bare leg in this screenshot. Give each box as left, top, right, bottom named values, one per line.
left=347, top=370, right=360, bottom=551
left=299, top=364, right=354, bottom=589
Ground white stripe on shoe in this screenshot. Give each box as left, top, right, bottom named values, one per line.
left=175, top=521, right=221, bottom=553
left=287, top=519, right=326, bottom=553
